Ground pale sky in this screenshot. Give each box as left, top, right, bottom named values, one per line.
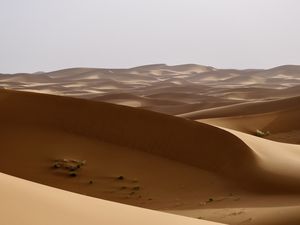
left=0, top=0, right=300, bottom=73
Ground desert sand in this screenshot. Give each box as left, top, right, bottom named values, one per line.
left=1, top=64, right=300, bottom=224
left=0, top=172, right=222, bottom=225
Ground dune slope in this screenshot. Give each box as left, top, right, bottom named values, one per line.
left=179, top=96, right=300, bottom=120
left=0, top=89, right=254, bottom=179
left=195, top=96, right=300, bottom=144
left=0, top=172, right=223, bottom=225
left=1, top=89, right=300, bottom=195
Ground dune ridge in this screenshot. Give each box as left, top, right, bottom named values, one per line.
left=179, top=95, right=300, bottom=120
left=1, top=89, right=300, bottom=194
left=1, top=64, right=300, bottom=115
left=0, top=89, right=254, bottom=181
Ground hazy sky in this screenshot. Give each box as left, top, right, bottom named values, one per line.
left=1, top=0, right=300, bottom=73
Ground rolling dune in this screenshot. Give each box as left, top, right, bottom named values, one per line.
left=199, top=111, right=300, bottom=144
left=0, top=89, right=256, bottom=190
left=2, top=64, right=300, bottom=115
left=195, top=97, right=300, bottom=144
left=179, top=95, right=300, bottom=120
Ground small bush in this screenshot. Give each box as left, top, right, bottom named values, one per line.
left=132, top=186, right=140, bottom=191
left=207, top=198, right=213, bottom=203
left=66, top=165, right=78, bottom=171
left=69, top=171, right=77, bottom=177
left=52, top=162, right=61, bottom=169
left=51, top=158, right=86, bottom=177
left=255, top=129, right=270, bottom=137
left=117, top=175, right=124, bottom=180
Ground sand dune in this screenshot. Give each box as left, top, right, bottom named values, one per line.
left=191, top=95, right=300, bottom=144
left=199, top=109, right=300, bottom=144
left=179, top=95, right=300, bottom=120
left=2, top=89, right=299, bottom=191
left=1, top=64, right=300, bottom=115
left=170, top=205, right=300, bottom=225
left=1, top=89, right=300, bottom=225
left=0, top=89, right=257, bottom=188
left=203, top=124, right=300, bottom=191
left=0, top=172, right=223, bottom=225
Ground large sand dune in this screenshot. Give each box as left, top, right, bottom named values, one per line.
left=2, top=88, right=300, bottom=191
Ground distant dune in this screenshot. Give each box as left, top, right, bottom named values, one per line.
left=1, top=64, right=300, bottom=115
left=179, top=95, right=300, bottom=120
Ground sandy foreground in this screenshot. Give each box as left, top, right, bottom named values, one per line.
left=0, top=172, right=222, bottom=225
left=1, top=64, right=300, bottom=224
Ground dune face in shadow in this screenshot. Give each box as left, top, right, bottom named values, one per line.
left=0, top=89, right=254, bottom=184
left=1, top=64, right=300, bottom=225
